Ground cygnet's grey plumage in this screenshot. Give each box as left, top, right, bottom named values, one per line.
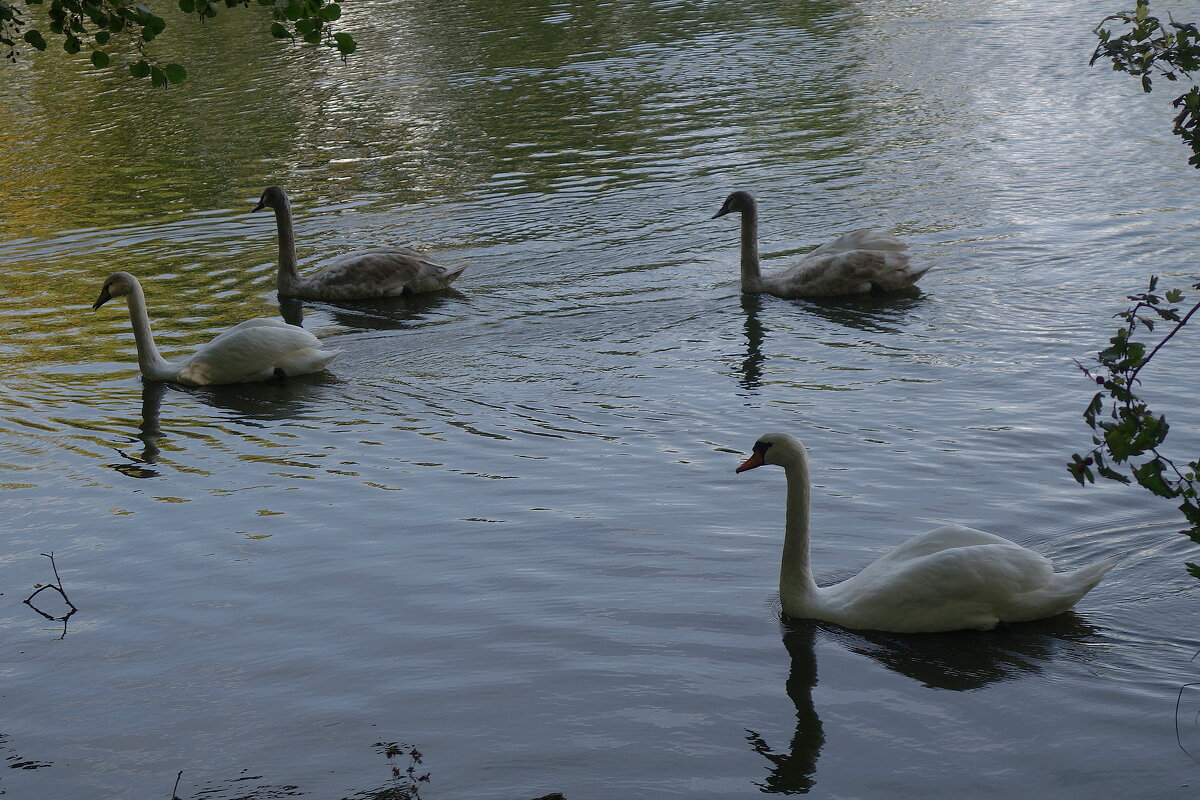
left=711, top=191, right=928, bottom=298
left=253, top=186, right=467, bottom=301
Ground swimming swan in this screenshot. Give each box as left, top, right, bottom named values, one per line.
left=253, top=186, right=467, bottom=300
left=712, top=191, right=928, bottom=298
left=736, top=432, right=1116, bottom=632
left=92, top=271, right=339, bottom=386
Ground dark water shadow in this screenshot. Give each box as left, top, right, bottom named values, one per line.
left=817, top=612, right=1101, bottom=691
left=748, top=614, right=1101, bottom=794
left=183, top=370, right=342, bottom=424
left=279, top=290, right=467, bottom=331
left=788, top=287, right=928, bottom=334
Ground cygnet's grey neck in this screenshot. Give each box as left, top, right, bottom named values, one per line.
left=738, top=201, right=763, bottom=292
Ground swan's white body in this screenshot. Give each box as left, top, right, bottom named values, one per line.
left=712, top=191, right=928, bottom=298
left=737, top=433, right=1116, bottom=633
left=254, top=186, right=467, bottom=301
left=92, top=271, right=339, bottom=386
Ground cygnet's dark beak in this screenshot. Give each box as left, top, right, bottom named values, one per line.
left=735, top=450, right=765, bottom=473
left=92, top=285, right=112, bottom=311
left=252, top=199, right=267, bottom=212
left=711, top=206, right=730, bottom=220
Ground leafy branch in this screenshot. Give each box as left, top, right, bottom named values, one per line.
left=1069, top=276, right=1200, bottom=576
left=0, top=0, right=356, bottom=86
left=1092, top=0, right=1200, bottom=166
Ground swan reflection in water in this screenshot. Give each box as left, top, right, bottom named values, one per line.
left=748, top=614, right=1102, bottom=794
left=278, top=290, right=466, bottom=331
left=105, top=369, right=339, bottom=479
left=107, top=380, right=167, bottom=478
left=734, top=290, right=928, bottom=392
left=739, top=294, right=767, bottom=390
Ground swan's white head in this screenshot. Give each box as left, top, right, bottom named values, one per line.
left=711, top=190, right=757, bottom=220
left=252, top=185, right=289, bottom=213
left=735, top=432, right=806, bottom=473
left=92, top=271, right=138, bottom=310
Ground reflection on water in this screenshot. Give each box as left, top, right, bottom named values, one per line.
left=739, top=294, right=767, bottom=390
left=747, top=623, right=823, bottom=795
left=821, top=614, right=1101, bottom=692
left=750, top=615, right=1104, bottom=793
left=279, top=291, right=467, bottom=331
left=106, top=381, right=166, bottom=477
left=4, top=0, right=1200, bottom=797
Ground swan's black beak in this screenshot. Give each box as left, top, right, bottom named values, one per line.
left=92, top=286, right=112, bottom=310
left=711, top=207, right=730, bottom=220
left=252, top=200, right=266, bottom=212
left=735, top=451, right=765, bottom=473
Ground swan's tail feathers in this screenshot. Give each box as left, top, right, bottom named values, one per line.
left=443, top=261, right=469, bottom=285
left=277, top=347, right=341, bottom=377
left=1067, top=557, right=1121, bottom=595
left=1048, top=556, right=1120, bottom=612
left=871, top=251, right=930, bottom=292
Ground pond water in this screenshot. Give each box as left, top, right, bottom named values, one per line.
left=3, top=1, right=1200, bottom=797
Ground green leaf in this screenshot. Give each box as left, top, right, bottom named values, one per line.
left=333, top=31, right=355, bottom=54
left=179, top=0, right=195, bottom=11
left=90, top=49, right=109, bottom=68
left=94, top=30, right=110, bottom=44
left=294, top=17, right=316, bottom=34
left=23, top=29, right=47, bottom=50
left=63, top=35, right=80, bottom=53
left=270, top=21, right=290, bottom=37
left=129, top=59, right=151, bottom=77
left=318, top=2, right=339, bottom=20
left=1133, top=458, right=1177, bottom=498
left=150, top=65, right=166, bottom=87
left=164, top=62, right=186, bottom=83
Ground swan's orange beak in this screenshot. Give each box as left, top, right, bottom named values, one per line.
left=735, top=451, right=765, bottom=473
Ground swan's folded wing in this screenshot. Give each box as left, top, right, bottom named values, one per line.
left=178, top=324, right=330, bottom=384
left=806, top=229, right=909, bottom=257
left=846, top=542, right=1055, bottom=606
left=824, top=542, right=1056, bottom=631
left=306, top=248, right=466, bottom=298
left=874, top=524, right=1020, bottom=564
left=205, top=317, right=295, bottom=346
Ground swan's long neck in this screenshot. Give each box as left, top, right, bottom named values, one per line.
left=739, top=202, right=763, bottom=292
left=123, top=282, right=174, bottom=381
left=270, top=198, right=301, bottom=292
left=780, top=451, right=819, bottom=615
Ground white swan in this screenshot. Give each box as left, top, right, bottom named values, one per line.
left=736, top=432, right=1116, bottom=632
left=92, top=271, right=339, bottom=386
left=711, top=191, right=928, bottom=298
left=253, top=186, right=467, bottom=300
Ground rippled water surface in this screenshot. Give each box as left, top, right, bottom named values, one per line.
left=3, top=1, right=1200, bottom=797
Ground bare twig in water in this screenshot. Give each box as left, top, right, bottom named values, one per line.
left=1176, top=681, right=1200, bottom=763
left=171, top=770, right=184, bottom=799
left=24, top=552, right=78, bottom=638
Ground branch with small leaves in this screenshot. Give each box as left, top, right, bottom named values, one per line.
left=1093, top=0, right=1200, bottom=166
left=1069, top=276, right=1200, bottom=577
left=0, top=0, right=355, bottom=85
